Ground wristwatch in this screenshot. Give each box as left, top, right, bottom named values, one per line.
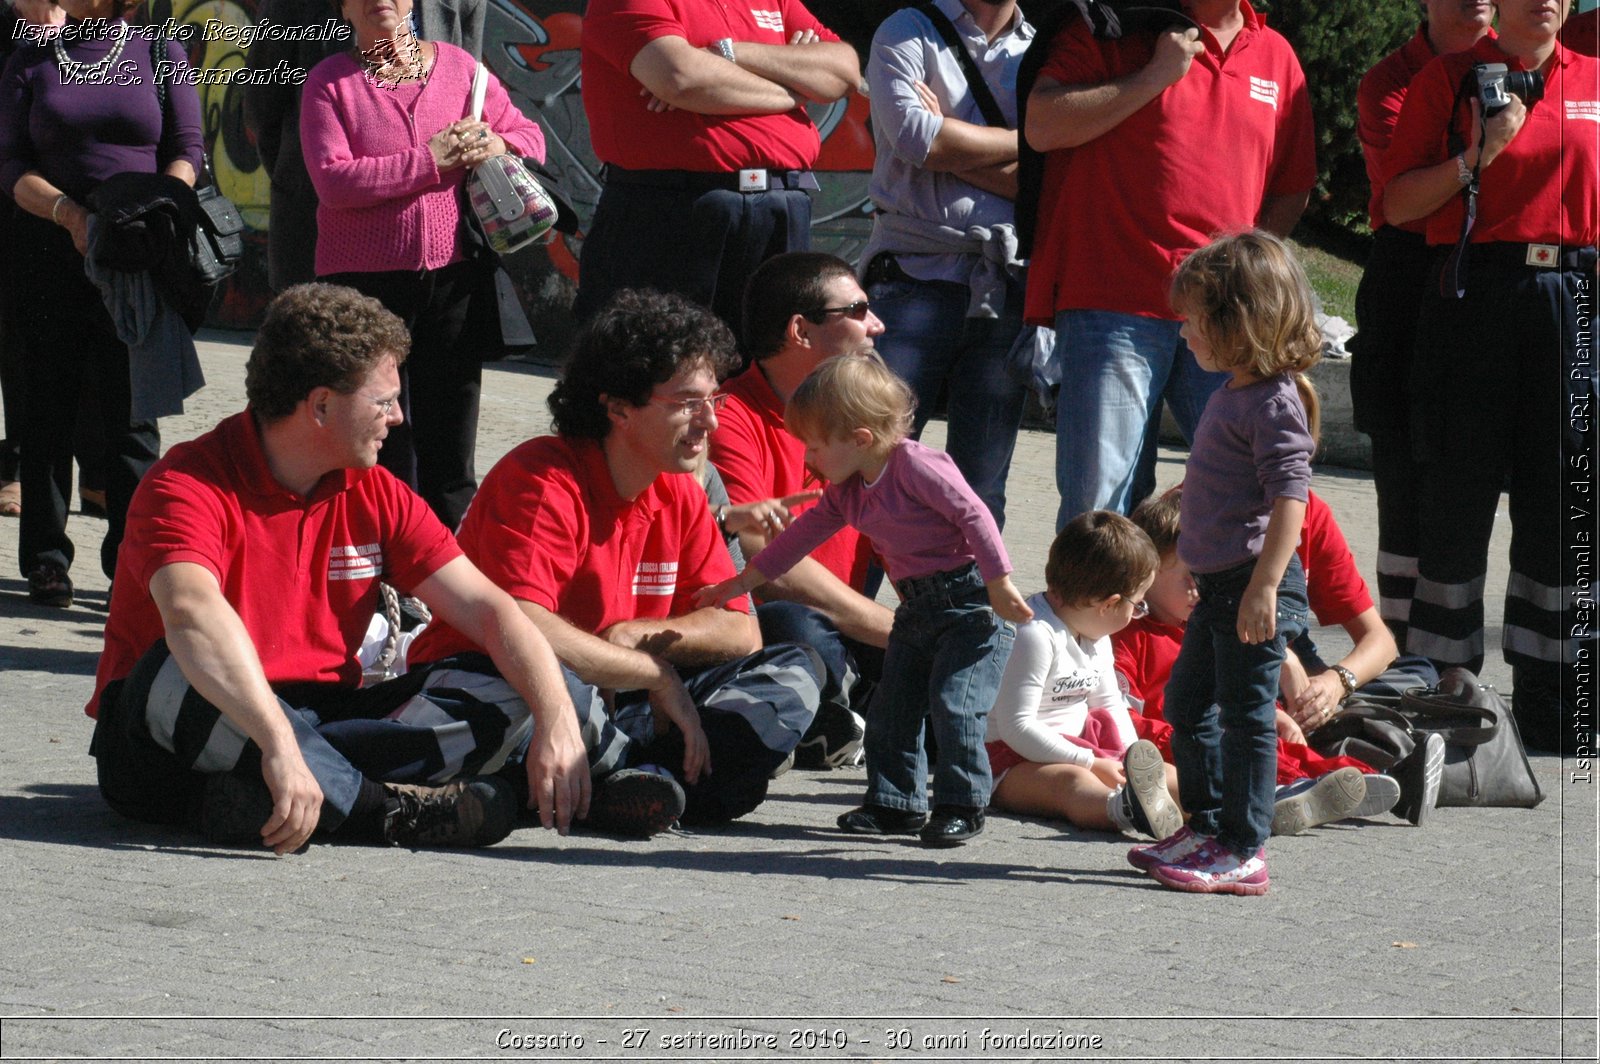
left=714, top=37, right=736, bottom=62
left=1332, top=665, right=1358, bottom=704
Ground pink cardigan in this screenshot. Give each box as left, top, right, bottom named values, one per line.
left=301, top=43, right=545, bottom=275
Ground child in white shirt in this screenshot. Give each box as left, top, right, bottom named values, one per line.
left=986, top=511, right=1181, bottom=838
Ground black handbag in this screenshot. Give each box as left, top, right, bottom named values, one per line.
left=1315, top=667, right=1545, bottom=809
left=151, top=37, right=244, bottom=286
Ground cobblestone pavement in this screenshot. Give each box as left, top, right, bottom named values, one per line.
left=0, top=334, right=1593, bottom=1062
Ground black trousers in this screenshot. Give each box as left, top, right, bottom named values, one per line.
left=1404, top=246, right=1597, bottom=736
left=321, top=257, right=499, bottom=532
left=1350, top=225, right=1433, bottom=647
left=11, top=211, right=159, bottom=579
left=573, top=179, right=811, bottom=330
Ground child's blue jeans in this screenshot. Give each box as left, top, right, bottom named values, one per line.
left=865, top=563, right=1013, bottom=813
left=1164, top=554, right=1309, bottom=856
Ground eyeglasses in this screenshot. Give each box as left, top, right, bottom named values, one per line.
left=803, top=300, right=872, bottom=323
left=361, top=393, right=399, bottom=416
left=1128, top=598, right=1149, bottom=619
left=649, top=393, right=729, bottom=417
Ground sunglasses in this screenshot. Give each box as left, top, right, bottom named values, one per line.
left=803, top=300, right=872, bottom=324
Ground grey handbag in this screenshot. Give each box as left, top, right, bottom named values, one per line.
left=1316, top=667, right=1545, bottom=809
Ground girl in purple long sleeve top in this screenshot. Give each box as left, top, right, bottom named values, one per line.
left=1130, top=231, right=1321, bottom=897
left=699, top=353, right=1031, bottom=847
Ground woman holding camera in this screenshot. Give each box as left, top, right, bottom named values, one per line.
left=1381, top=0, right=1597, bottom=754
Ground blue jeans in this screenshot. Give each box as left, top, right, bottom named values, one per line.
left=869, top=277, right=1028, bottom=528
left=1051, top=309, right=1226, bottom=527
left=757, top=601, right=883, bottom=712
left=1162, top=555, right=1309, bottom=856
left=865, top=564, right=1013, bottom=812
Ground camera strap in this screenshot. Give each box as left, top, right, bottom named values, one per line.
left=1439, top=79, right=1486, bottom=299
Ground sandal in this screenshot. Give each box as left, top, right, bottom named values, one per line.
left=27, top=562, right=73, bottom=608
left=0, top=479, right=18, bottom=518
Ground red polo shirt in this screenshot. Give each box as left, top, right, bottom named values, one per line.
left=1024, top=0, right=1316, bottom=324
left=580, top=0, right=837, bottom=172
left=90, top=412, right=461, bottom=716
left=1299, top=492, right=1373, bottom=628
left=1358, top=25, right=1440, bottom=231
left=710, top=363, right=869, bottom=590
left=1383, top=36, right=1600, bottom=248
left=410, top=435, right=749, bottom=662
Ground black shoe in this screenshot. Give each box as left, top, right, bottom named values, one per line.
left=26, top=562, right=72, bottom=608
left=198, top=772, right=277, bottom=844
left=918, top=804, right=985, bottom=848
left=1393, top=731, right=1446, bottom=826
left=382, top=777, right=516, bottom=847
left=794, top=701, right=866, bottom=770
left=586, top=768, right=685, bottom=838
left=837, top=803, right=927, bottom=835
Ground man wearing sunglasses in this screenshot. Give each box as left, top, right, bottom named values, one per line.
left=411, top=288, right=823, bottom=825
left=712, top=252, right=893, bottom=768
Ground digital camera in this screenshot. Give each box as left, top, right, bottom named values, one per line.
left=1472, top=63, right=1545, bottom=117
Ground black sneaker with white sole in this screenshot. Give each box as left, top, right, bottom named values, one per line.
left=1394, top=731, right=1446, bottom=826
left=793, top=701, right=865, bottom=770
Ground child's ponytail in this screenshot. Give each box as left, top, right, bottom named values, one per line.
left=1293, top=371, right=1321, bottom=454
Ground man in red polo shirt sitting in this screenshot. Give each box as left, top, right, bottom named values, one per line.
left=711, top=252, right=893, bottom=768
left=89, top=285, right=627, bottom=854
left=573, top=0, right=859, bottom=329
left=409, top=288, right=823, bottom=823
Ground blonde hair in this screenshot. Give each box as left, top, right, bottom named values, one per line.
left=785, top=351, right=915, bottom=453
left=1170, top=230, right=1323, bottom=444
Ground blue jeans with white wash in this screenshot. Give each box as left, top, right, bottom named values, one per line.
left=865, top=564, right=1013, bottom=813
left=1162, top=555, right=1310, bottom=856
left=1051, top=309, right=1226, bottom=528
left=868, top=276, right=1028, bottom=529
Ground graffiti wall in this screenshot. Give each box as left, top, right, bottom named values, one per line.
left=163, top=0, right=886, bottom=344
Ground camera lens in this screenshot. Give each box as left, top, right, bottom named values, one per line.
left=1505, top=70, right=1546, bottom=106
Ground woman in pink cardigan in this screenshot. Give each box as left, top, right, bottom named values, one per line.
left=301, top=0, right=544, bottom=530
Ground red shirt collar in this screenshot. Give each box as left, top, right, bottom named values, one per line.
left=230, top=410, right=361, bottom=504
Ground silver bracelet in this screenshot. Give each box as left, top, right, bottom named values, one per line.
left=1455, top=153, right=1474, bottom=186
left=50, top=193, right=70, bottom=225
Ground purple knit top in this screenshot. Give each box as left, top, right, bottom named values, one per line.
left=0, top=22, right=204, bottom=201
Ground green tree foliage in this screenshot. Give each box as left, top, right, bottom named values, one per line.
left=1263, top=0, right=1420, bottom=234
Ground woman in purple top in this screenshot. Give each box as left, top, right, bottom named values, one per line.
left=300, top=0, right=544, bottom=531
left=0, top=0, right=203, bottom=606
left=698, top=352, right=1032, bottom=848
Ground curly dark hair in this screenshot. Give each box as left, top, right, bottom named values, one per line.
left=548, top=288, right=740, bottom=440
left=1045, top=510, right=1160, bottom=607
left=246, top=284, right=411, bottom=422
left=741, top=252, right=857, bottom=362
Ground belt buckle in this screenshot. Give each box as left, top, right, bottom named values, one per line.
left=737, top=168, right=769, bottom=193
left=1526, top=243, right=1560, bottom=267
